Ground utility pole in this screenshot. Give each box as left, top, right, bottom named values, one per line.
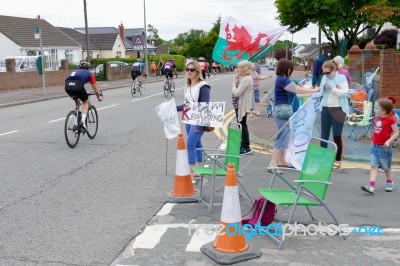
left=84, top=0, right=90, bottom=62
left=34, top=27, right=46, bottom=96
left=143, top=0, right=148, bottom=78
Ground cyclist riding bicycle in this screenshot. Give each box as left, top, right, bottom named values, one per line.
left=131, top=58, right=145, bottom=83
left=162, top=57, right=176, bottom=89
left=199, top=57, right=207, bottom=80
left=65, top=60, right=103, bottom=131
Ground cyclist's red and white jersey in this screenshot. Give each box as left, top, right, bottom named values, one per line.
left=199, top=61, right=207, bottom=70
left=212, top=62, right=217, bottom=68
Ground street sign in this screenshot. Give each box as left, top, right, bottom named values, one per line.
left=134, top=36, right=142, bottom=45
left=34, top=27, right=41, bottom=40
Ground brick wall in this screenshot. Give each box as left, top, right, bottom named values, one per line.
left=349, top=46, right=400, bottom=109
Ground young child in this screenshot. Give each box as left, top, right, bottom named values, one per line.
left=361, top=98, right=399, bottom=194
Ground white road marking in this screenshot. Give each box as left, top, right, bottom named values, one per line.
left=156, top=203, right=176, bottom=216
left=49, top=118, right=65, bottom=123
left=49, top=104, right=117, bottom=123
left=132, top=225, right=170, bottom=249
left=186, top=227, right=217, bottom=252
left=97, top=104, right=118, bottom=110
left=131, top=87, right=185, bottom=102
left=0, top=130, right=19, bottom=136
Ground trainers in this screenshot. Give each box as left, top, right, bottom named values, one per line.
left=361, top=185, right=375, bottom=194
left=78, top=121, right=88, bottom=133
left=240, top=148, right=252, bottom=155
left=385, top=182, right=394, bottom=192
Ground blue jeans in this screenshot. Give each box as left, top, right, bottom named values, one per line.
left=273, top=116, right=291, bottom=149
left=370, top=144, right=392, bottom=171
left=185, top=124, right=205, bottom=165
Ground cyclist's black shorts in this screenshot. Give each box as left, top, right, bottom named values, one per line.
left=131, top=70, right=142, bottom=80
left=163, top=70, right=173, bottom=78
left=65, top=79, right=88, bottom=102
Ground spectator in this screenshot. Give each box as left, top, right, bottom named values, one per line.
left=319, top=60, right=349, bottom=169
left=333, top=56, right=352, bottom=85
left=251, top=63, right=272, bottom=115
left=268, top=59, right=319, bottom=172
left=312, top=44, right=332, bottom=88
left=232, top=60, right=253, bottom=155
left=151, top=61, right=157, bottom=77
left=361, top=98, right=399, bottom=194
left=176, top=60, right=211, bottom=177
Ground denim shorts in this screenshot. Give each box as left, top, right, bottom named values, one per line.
left=273, top=116, right=291, bottom=149
left=370, top=144, right=392, bottom=170
left=254, top=90, right=260, bottom=103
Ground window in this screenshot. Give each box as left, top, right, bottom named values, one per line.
left=116, top=51, right=121, bottom=58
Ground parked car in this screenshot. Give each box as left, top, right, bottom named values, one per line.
left=268, top=65, right=275, bottom=71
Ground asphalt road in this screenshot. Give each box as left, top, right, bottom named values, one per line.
left=2, top=70, right=399, bottom=266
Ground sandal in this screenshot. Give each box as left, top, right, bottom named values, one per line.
left=334, top=161, right=342, bottom=169
left=267, top=167, right=283, bottom=174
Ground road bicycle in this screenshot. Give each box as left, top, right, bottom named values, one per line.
left=163, top=74, right=175, bottom=98
left=131, top=77, right=145, bottom=97
left=64, top=92, right=99, bottom=148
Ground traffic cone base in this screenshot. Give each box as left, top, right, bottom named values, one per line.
left=201, top=163, right=261, bottom=264
left=201, top=241, right=261, bottom=265
left=167, top=133, right=200, bottom=203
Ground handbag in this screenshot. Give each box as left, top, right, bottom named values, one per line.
left=204, top=126, right=215, bottom=132
left=274, top=104, right=293, bottom=119
left=242, top=197, right=276, bottom=226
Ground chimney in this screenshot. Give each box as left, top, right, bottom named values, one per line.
left=37, top=15, right=41, bottom=19
left=119, top=22, right=125, bottom=41
left=311, top=37, right=316, bottom=44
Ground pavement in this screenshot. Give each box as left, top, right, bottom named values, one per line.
left=2, top=72, right=400, bottom=265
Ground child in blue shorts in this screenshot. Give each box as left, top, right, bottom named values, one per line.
left=361, top=98, right=399, bottom=194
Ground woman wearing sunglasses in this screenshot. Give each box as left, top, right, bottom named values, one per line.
left=319, top=60, right=349, bottom=169
left=176, top=60, right=211, bottom=177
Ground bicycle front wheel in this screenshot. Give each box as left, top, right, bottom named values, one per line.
left=139, top=83, right=145, bottom=95
left=170, top=83, right=175, bottom=96
left=86, top=105, right=98, bottom=139
left=131, top=80, right=136, bottom=97
left=164, top=81, right=169, bottom=98
left=64, top=111, right=80, bottom=148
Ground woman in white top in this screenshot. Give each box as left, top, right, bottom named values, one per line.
left=232, top=60, right=253, bottom=154
left=319, top=60, right=349, bottom=169
left=176, top=60, right=211, bottom=175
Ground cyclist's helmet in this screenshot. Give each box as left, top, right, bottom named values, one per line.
left=168, top=57, right=173, bottom=61
left=137, top=58, right=142, bottom=62
left=79, top=60, right=90, bottom=69
left=199, top=57, right=205, bottom=61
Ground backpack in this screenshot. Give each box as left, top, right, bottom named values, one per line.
left=242, top=197, right=276, bottom=226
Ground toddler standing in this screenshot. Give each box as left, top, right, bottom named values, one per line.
left=361, top=98, right=399, bottom=194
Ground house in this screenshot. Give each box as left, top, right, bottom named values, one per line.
left=74, top=23, right=157, bottom=59
left=0, top=15, right=81, bottom=70
left=298, top=38, right=319, bottom=61
left=292, top=44, right=307, bottom=58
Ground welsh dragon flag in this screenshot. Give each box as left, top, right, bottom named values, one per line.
left=212, top=16, right=289, bottom=65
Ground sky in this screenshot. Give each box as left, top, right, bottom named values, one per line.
left=2, top=0, right=327, bottom=45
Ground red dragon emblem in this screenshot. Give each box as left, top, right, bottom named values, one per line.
left=223, top=23, right=272, bottom=61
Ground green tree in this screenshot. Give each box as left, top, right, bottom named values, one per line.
left=147, top=24, right=162, bottom=45
left=275, top=0, right=400, bottom=55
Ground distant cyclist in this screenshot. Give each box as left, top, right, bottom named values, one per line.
left=65, top=60, right=103, bottom=131
left=131, top=58, right=145, bottom=84
left=163, top=57, right=176, bottom=89
left=199, top=57, right=207, bottom=79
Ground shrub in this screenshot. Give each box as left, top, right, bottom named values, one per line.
left=374, top=29, right=398, bottom=49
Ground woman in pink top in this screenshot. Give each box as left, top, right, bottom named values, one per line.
left=333, top=56, right=352, bottom=85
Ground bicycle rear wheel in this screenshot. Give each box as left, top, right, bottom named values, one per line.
left=131, top=80, right=137, bottom=97
left=138, top=82, right=145, bottom=95
left=64, top=111, right=80, bottom=148
left=86, top=105, right=98, bottom=139
left=170, top=82, right=175, bottom=96
left=164, top=81, right=169, bottom=98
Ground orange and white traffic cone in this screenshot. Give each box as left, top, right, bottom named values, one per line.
left=166, top=133, right=199, bottom=203
left=201, top=163, right=261, bottom=264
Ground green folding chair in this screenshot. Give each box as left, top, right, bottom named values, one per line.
left=258, top=137, right=346, bottom=249
left=193, top=122, right=253, bottom=213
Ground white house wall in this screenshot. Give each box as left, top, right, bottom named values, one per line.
left=0, top=32, right=23, bottom=58
left=112, top=35, right=126, bottom=58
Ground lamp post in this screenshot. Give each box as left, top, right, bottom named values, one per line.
left=143, top=0, right=148, bottom=78
left=285, top=34, right=288, bottom=60
left=83, top=0, right=90, bottom=61
left=291, top=33, right=294, bottom=62
left=34, top=27, right=46, bottom=96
